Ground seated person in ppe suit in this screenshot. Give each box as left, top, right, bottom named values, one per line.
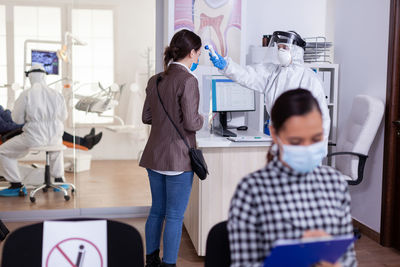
left=209, top=31, right=331, bottom=141
left=0, top=106, right=103, bottom=151
left=0, top=65, right=67, bottom=197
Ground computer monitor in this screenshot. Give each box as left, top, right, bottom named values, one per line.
left=211, top=79, right=255, bottom=137
left=212, top=79, right=255, bottom=112
left=31, top=50, right=59, bottom=75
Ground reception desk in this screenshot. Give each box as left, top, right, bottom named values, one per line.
left=184, top=129, right=272, bottom=256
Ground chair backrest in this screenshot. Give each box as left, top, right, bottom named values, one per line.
left=335, top=95, right=384, bottom=179
left=1, top=219, right=144, bottom=267
left=205, top=221, right=231, bottom=267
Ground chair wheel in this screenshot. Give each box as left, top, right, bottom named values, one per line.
left=19, top=191, right=25, bottom=197
left=43, top=188, right=48, bottom=193
left=71, top=188, right=75, bottom=193
left=64, top=195, right=70, bottom=201
left=30, top=197, right=35, bottom=203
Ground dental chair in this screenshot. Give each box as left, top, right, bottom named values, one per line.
left=327, top=95, right=385, bottom=185
left=29, top=145, right=75, bottom=202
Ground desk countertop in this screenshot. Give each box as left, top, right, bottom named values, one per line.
left=196, top=128, right=272, bottom=148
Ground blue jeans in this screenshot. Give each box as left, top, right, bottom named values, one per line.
left=145, top=169, right=194, bottom=264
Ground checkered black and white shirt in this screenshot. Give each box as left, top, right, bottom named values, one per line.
left=227, top=151, right=357, bottom=267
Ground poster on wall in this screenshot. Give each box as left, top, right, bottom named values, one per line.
left=174, top=0, right=242, bottom=64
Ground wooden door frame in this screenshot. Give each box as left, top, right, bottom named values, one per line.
left=381, top=0, right=400, bottom=247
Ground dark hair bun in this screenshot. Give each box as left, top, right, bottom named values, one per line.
left=165, top=46, right=178, bottom=59
left=163, top=29, right=202, bottom=72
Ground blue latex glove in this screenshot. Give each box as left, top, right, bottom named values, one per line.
left=209, top=51, right=227, bottom=70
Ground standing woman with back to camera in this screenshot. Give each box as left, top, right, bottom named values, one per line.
left=140, top=29, right=204, bottom=267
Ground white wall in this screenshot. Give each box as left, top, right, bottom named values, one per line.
left=245, top=0, right=329, bottom=59
left=334, top=0, right=391, bottom=232
left=112, top=0, right=155, bottom=84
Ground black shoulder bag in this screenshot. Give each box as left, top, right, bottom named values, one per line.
left=156, top=75, right=209, bottom=180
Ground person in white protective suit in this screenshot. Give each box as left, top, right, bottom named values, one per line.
left=209, top=31, right=331, bottom=141
left=0, top=65, right=67, bottom=197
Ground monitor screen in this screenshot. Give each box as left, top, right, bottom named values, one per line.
left=31, top=50, right=59, bottom=75
left=212, top=79, right=255, bottom=112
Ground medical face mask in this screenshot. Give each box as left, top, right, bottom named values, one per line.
left=279, top=139, right=327, bottom=174
left=277, top=48, right=292, bottom=66
left=190, top=58, right=199, bottom=71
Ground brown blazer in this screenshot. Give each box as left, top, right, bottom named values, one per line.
left=139, top=63, right=204, bottom=171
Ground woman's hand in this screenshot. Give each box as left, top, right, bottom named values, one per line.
left=302, top=230, right=342, bottom=267
left=302, top=229, right=331, bottom=239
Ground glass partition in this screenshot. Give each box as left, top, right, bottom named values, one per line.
left=70, top=0, right=155, bottom=209
left=0, top=0, right=155, bottom=213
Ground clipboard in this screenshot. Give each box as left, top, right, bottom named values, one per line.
left=263, top=234, right=355, bottom=267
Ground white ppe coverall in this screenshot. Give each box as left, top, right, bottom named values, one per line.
left=0, top=73, right=67, bottom=183
left=221, top=45, right=331, bottom=140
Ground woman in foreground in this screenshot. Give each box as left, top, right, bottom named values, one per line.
left=228, top=89, right=357, bottom=267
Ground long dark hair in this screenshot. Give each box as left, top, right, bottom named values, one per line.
left=270, top=89, right=322, bottom=133
left=164, top=29, right=202, bottom=71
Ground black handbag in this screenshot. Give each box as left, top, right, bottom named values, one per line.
left=156, top=75, right=209, bottom=180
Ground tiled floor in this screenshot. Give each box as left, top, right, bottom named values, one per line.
left=1, top=218, right=400, bottom=266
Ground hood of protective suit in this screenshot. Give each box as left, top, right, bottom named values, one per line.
left=12, top=63, right=67, bottom=146
left=29, top=71, right=47, bottom=88
left=289, top=45, right=304, bottom=66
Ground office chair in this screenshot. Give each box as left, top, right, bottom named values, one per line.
left=327, top=95, right=384, bottom=185
left=29, top=145, right=76, bottom=202
left=0, top=220, right=9, bottom=241
left=205, top=221, right=231, bottom=267
left=1, top=219, right=144, bottom=267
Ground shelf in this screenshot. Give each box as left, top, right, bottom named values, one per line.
left=305, top=62, right=339, bottom=69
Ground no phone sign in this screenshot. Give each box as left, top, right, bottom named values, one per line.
left=42, top=221, right=107, bottom=267
left=45, top=237, right=104, bottom=267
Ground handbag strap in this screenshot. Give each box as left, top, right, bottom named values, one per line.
left=156, top=75, right=191, bottom=150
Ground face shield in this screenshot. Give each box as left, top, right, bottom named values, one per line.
left=268, top=31, right=306, bottom=51
left=24, top=68, right=48, bottom=77
left=269, top=31, right=306, bottom=66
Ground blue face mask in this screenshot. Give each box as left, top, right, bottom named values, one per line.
left=190, top=59, right=199, bottom=71
left=279, top=139, right=327, bottom=174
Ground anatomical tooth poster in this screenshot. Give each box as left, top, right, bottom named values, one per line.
left=174, top=0, right=243, bottom=64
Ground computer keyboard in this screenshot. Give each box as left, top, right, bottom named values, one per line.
left=227, top=135, right=272, bottom=142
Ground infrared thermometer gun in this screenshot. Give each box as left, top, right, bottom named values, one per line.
left=205, top=45, right=218, bottom=59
